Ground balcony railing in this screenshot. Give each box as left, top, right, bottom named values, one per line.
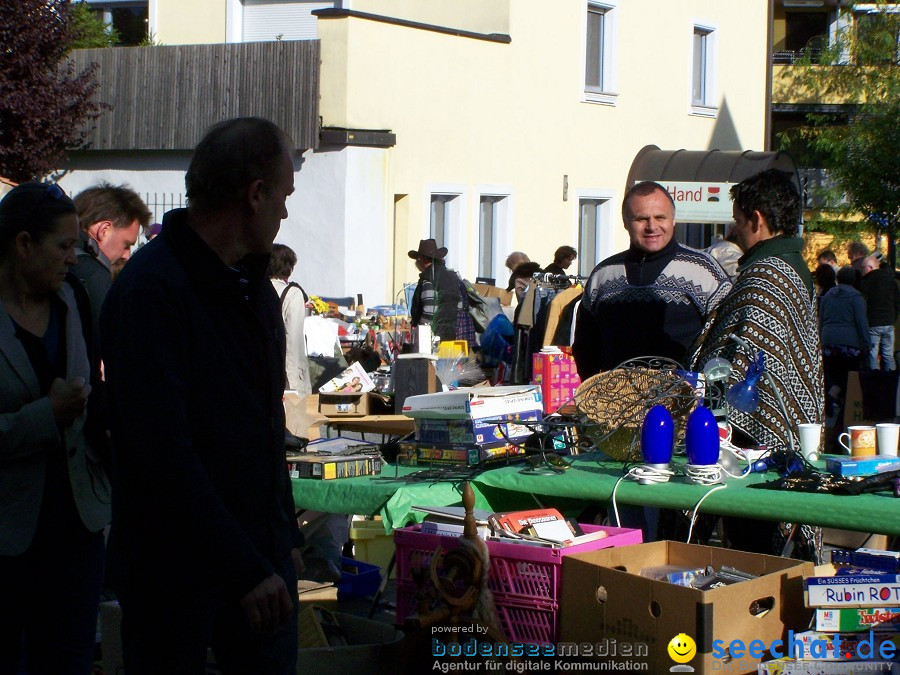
left=773, top=47, right=824, bottom=64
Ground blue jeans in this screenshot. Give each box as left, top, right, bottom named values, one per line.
left=868, top=325, right=896, bottom=371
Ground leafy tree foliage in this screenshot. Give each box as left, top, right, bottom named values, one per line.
left=70, top=1, right=120, bottom=49
left=779, top=2, right=899, bottom=261
left=0, top=0, right=104, bottom=182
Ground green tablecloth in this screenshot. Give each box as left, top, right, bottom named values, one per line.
left=291, top=464, right=475, bottom=532
left=291, top=454, right=900, bottom=536
left=472, top=453, right=900, bottom=535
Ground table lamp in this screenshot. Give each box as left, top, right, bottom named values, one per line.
left=724, top=334, right=796, bottom=455
left=685, top=405, right=720, bottom=466
left=640, top=405, right=674, bottom=483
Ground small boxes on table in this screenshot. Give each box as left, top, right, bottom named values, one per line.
left=399, top=386, right=543, bottom=468
left=397, top=440, right=525, bottom=466
left=531, top=350, right=581, bottom=414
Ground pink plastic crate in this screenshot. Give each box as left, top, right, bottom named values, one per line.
left=394, top=523, right=642, bottom=643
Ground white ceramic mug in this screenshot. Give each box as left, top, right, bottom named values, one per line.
left=797, top=423, right=821, bottom=461
left=876, top=423, right=900, bottom=457
left=838, top=425, right=877, bottom=457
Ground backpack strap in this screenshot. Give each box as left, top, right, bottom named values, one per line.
left=280, top=281, right=308, bottom=307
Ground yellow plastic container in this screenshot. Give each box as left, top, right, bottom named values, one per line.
left=349, top=518, right=396, bottom=578
left=436, top=340, right=469, bottom=358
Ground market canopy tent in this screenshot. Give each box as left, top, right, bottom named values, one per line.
left=626, top=145, right=801, bottom=226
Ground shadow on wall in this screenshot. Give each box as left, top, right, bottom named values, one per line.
left=706, top=98, right=742, bottom=152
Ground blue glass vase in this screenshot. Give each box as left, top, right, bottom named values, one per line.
left=685, top=405, right=720, bottom=465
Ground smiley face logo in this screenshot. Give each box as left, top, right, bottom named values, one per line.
left=668, top=633, right=696, bottom=664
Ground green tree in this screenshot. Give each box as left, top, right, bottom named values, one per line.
left=0, top=0, right=104, bottom=182
left=779, top=2, right=899, bottom=264
left=70, top=1, right=120, bottom=49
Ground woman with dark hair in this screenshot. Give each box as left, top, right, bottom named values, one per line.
left=0, top=183, right=110, bottom=673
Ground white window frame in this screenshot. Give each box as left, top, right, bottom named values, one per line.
left=581, top=1, right=618, bottom=106
left=475, top=187, right=513, bottom=283
left=226, top=0, right=243, bottom=42
left=575, top=190, right=615, bottom=275
left=690, top=21, right=718, bottom=117
left=424, top=185, right=467, bottom=275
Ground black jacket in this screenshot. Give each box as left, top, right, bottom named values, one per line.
left=100, top=208, right=301, bottom=601
left=859, top=266, right=900, bottom=327
left=410, top=260, right=461, bottom=341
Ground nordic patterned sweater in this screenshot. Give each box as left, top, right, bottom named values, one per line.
left=573, top=239, right=732, bottom=378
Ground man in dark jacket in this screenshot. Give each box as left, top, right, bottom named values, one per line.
left=72, top=184, right=151, bottom=358
left=409, top=238, right=461, bottom=345
left=100, top=118, right=303, bottom=674
left=859, top=254, right=900, bottom=371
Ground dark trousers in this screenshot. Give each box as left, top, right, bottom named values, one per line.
left=119, top=555, right=298, bottom=675
left=0, top=474, right=105, bottom=675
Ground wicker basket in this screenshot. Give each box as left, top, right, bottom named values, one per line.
left=573, top=359, right=698, bottom=461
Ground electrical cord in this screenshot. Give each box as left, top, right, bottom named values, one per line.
left=685, top=483, right=728, bottom=544
left=611, top=464, right=675, bottom=527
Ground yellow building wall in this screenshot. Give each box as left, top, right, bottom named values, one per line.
left=319, top=0, right=768, bottom=285
left=350, top=0, right=510, bottom=34
left=155, top=0, right=225, bottom=45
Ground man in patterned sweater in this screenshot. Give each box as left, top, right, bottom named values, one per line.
left=573, top=181, right=732, bottom=378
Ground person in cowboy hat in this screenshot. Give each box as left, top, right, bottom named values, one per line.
left=408, top=238, right=462, bottom=344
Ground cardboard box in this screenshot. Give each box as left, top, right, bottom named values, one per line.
left=296, top=580, right=338, bottom=608
left=319, top=392, right=369, bottom=416
left=788, top=629, right=899, bottom=659
left=560, top=541, right=813, bottom=675
left=287, top=453, right=382, bottom=480
left=758, top=658, right=900, bottom=674
left=806, top=572, right=900, bottom=608
left=815, top=607, right=900, bottom=632
left=397, top=440, right=526, bottom=466
left=824, top=455, right=900, bottom=476
left=413, top=408, right=542, bottom=445
left=401, top=385, right=542, bottom=419
left=531, top=351, right=582, bottom=413
left=318, top=392, right=391, bottom=417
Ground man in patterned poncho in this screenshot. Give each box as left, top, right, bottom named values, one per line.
left=690, top=169, right=823, bottom=450
left=690, top=169, right=824, bottom=558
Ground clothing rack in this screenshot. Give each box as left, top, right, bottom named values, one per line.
left=510, top=275, right=586, bottom=384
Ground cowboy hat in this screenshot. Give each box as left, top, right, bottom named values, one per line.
left=408, top=238, right=448, bottom=260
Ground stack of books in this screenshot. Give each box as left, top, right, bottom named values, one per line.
left=398, top=386, right=544, bottom=467
left=760, top=547, right=900, bottom=672
left=414, top=505, right=612, bottom=548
